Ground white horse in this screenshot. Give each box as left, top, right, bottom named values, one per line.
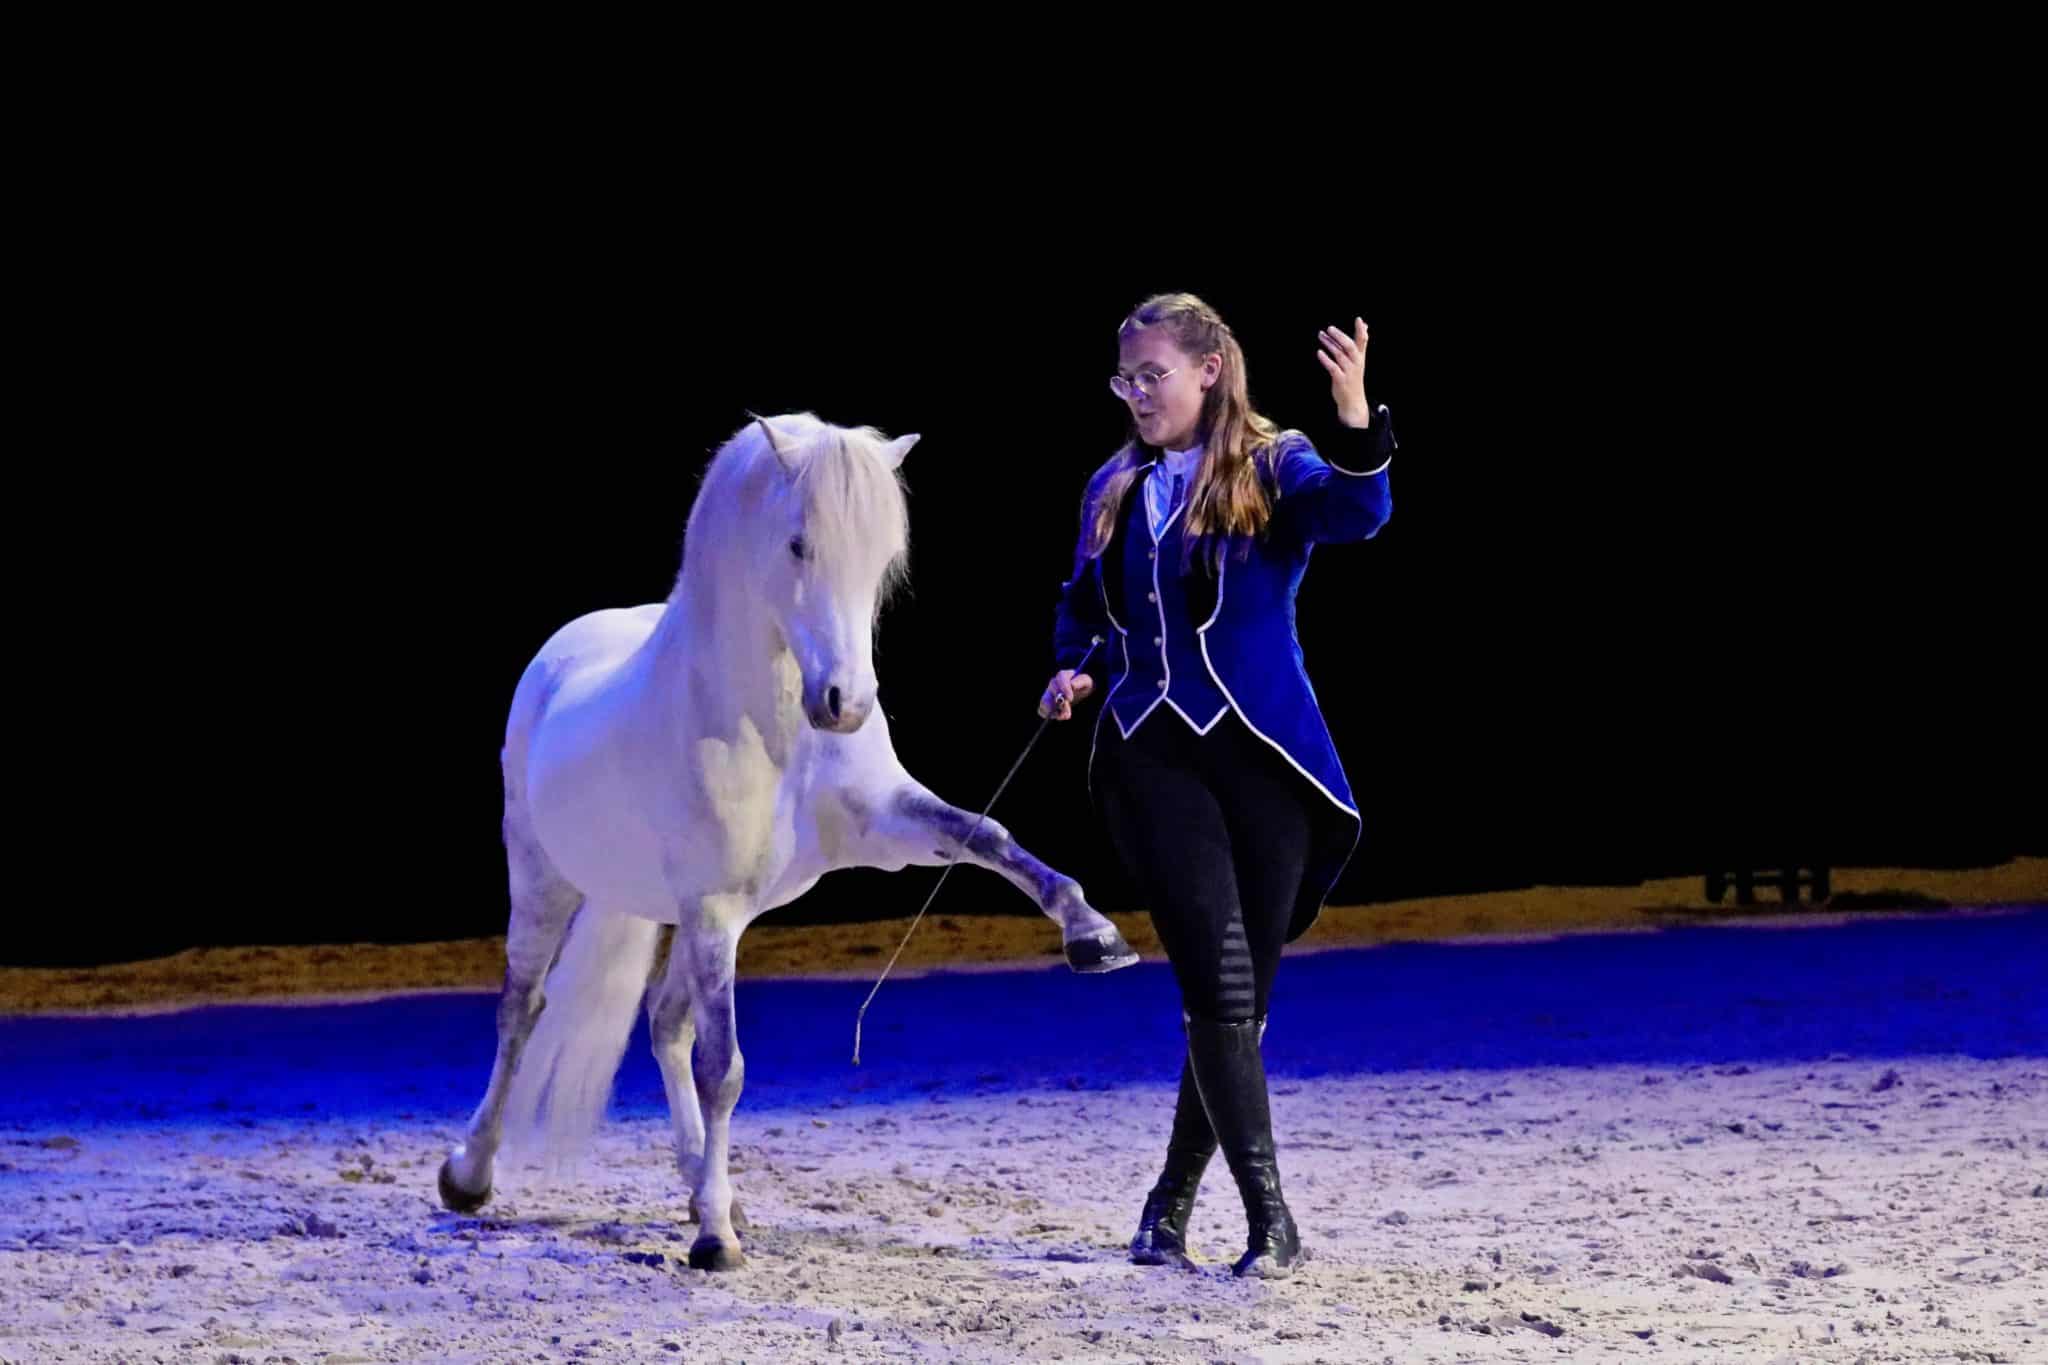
left=437, top=412, right=1136, bottom=1271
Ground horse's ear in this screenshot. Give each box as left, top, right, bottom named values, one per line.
left=880, top=433, right=920, bottom=470
left=754, top=413, right=801, bottom=473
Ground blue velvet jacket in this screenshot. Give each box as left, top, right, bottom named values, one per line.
left=1052, top=405, right=1396, bottom=941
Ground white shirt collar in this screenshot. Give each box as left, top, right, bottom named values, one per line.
left=1144, top=441, right=1202, bottom=540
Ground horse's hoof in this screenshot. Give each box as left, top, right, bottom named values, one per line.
left=437, top=1160, right=492, bottom=1214
left=1064, top=928, right=1139, bottom=974
left=688, top=1235, right=747, bottom=1271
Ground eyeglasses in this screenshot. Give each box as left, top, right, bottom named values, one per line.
left=1109, top=367, right=1179, bottom=402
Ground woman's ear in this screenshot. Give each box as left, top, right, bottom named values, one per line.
left=1201, top=352, right=1224, bottom=389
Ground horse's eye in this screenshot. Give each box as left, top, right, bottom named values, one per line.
left=789, top=536, right=808, bottom=561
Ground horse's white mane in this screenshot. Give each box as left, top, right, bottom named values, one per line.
left=677, top=412, right=911, bottom=612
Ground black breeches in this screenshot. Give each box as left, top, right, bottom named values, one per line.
left=1095, top=709, right=1315, bottom=1023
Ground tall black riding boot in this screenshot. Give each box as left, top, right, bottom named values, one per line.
left=1129, top=1052, right=1216, bottom=1266
left=1185, top=1013, right=1300, bottom=1278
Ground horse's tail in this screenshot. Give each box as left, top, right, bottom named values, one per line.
left=500, top=905, right=660, bottom=1175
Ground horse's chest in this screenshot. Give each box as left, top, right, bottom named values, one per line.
left=692, top=722, right=788, bottom=871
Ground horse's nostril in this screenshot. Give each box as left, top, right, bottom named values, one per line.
left=827, top=686, right=842, bottom=719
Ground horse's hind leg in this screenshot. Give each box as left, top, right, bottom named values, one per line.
left=645, top=927, right=709, bottom=1198
left=882, top=783, right=1138, bottom=973
left=438, top=801, right=583, bottom=1212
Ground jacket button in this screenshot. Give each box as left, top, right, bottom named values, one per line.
left=1147, top=549, right=1157, bottom=560
left=1152, top=636, right=1162, bottom=646
left=1146, top=591, right=1157, bottom=603
left=1156, top=679, right=1167, bottom=690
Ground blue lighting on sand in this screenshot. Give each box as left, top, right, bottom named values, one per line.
left=3, top=911, right=2041, bottom=1130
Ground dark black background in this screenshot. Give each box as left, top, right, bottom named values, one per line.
left=29, top=143, right=2039, bottom=967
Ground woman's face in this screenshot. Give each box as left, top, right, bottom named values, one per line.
left=1117, top=327, right=1217, bottom=452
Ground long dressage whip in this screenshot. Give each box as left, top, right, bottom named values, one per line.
left=852, top=635, right=1103, bottom=1064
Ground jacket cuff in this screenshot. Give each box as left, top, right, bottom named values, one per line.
left=1327, top=403, right=1396, bottom=476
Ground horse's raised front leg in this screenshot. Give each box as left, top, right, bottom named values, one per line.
left=439, top=806, right=582, bottom=1212
left=679, top=897, right=749, bottom=1270
left=880, top=782, right=1138, bottom=973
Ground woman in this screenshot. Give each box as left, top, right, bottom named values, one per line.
left=1041, top=292, right=1396, bottom=1277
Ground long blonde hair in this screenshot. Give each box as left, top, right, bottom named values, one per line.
left=1082, top=293, right=1285, bottom=574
